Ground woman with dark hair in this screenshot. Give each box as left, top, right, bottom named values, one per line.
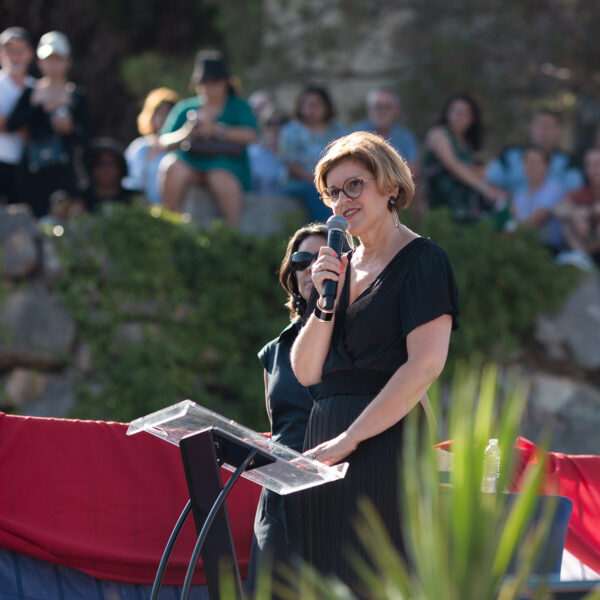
left=81, top=137, right=132, bottom=212
left=422, top=92, right=505, bottom=222
left=246, top=222, right=329, bottom=598
left=279, top=85, right=346, bottom=222
left=159, top=50, right=258, bottom=228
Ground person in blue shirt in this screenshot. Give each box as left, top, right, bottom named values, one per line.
left=511, top=145, right=566, bottom=251
left=247, top=106, right=288, bottom=195
left=486, top=110, right=583, bottom=195
left=352, top=88, right=418, bottom=172
left=279, top=85, right=345, bottom=222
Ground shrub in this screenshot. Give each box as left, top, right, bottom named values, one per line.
left=416, top=209, right=581, bottom=370
left=52, top=206, right=289, bottom=429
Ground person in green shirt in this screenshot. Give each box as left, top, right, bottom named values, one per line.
left=422, top=93, right=505, bottom=223
left=160, top=50, right=258, bottom=228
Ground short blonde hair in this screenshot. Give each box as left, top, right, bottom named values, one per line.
left=137, top=87, right=181, bottom=136
left=314, top=131, right=415, bottom=210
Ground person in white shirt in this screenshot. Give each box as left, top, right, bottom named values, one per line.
left=122, top=87, right=180, bottom=205
left=0, top=27, right=34, bottom=204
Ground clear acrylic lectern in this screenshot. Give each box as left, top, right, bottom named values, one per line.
left=127, top=400, right=348, bottom=600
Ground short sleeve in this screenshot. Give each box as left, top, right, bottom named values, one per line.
left=123, top=137, right=147, bottom=190
left=485, top=158, right=507, bottom=187
left=278, top=121, right=300, bottom=163
left=258, top=338, right=275, bottom=371
left=228, top=97, right=257, bottom=129
left=398, top=242, right=459, bottom=337
left=403, top=130, right=419, bottom=162
left=563, top=167, right=584, bottom=191
left=160, top=99, right=190, bottom=135
left=541, top=181, right=565, bottom=209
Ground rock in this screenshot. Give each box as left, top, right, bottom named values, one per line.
left=0, top=204, right=36, bottom=243
left=74, top=341, right=93, bottom=374
left=0, top=204, right=39, bottom=278
left=40, top=236, right=64, bottom=285
left=1, top=229, right=39, bottom=278
left=5, top=368, right=46, bottom=407
left=112, top=322, right=160, bottom=347
left=534, top=271, right=600, bottom=372
left=0, top=285, right=77, bottom=369
left=183, top=188, right=306, bottom=235
left=523, top=371, right=600, bottom=455
left=12, top=369, right=78, bottom=417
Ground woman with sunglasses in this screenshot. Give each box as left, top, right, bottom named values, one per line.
left=291, top=131, right=459, bottom=596
left=246, top=222, right=329, bottom=597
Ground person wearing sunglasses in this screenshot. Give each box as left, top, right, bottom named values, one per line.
left=246, top=222, right=329, bottom=598
left=290, top=131, right=460, bottom=596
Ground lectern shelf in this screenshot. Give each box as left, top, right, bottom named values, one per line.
left=127, top=399, right=348, bottom=495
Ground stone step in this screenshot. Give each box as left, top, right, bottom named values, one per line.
left=182, top=187, right=307, bottom=235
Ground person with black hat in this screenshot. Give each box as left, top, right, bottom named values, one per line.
left=159, top=50, right=258, bottom=228
left=0, top=27, right=35, bottom=205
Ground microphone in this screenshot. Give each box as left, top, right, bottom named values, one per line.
left=322, top=215, right=348, bottom=310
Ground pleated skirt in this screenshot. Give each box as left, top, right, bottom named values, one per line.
left=302, top=393, right=407, bottom=598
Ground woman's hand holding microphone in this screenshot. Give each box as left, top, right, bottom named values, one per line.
left=311, top=247, right=347, bottom=316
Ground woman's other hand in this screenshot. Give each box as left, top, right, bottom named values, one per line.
left=303, top=430, right=358, bottom=466
left=479, top=181, right=508, bottom=205
left=50, top=108, right=73, bottom=135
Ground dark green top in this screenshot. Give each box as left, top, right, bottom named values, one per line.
left=422, top=125, right=489, bottom=222
left=162, top=94, right=257, bottom=190
left=258, top=321, right=315, bottom=452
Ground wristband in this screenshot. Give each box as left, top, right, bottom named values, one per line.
left=314, top=305, right=334, bottom=322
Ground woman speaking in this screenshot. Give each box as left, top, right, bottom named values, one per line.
left=291, top=131, right=459, bottom=596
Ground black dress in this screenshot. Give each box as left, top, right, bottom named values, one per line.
left=247, top=321, right=316, bottom=596
left=302, top=237, right=459, bottom=596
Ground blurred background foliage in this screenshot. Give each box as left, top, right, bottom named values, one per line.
left=2, top=0, right=600, bottom=157
left=49, top=207, right=578, bottom=428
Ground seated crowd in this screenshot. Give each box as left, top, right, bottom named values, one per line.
left=1, top=27, right=599, bottom=268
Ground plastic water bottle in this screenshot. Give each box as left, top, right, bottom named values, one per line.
left=482, top=438, right=501, bottom=493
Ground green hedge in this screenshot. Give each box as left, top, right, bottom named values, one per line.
left=417, top=208, right=581, bottom=369
left=53, top=206, right=289, bottom=429
left=50, top=206, right=579, bottom=428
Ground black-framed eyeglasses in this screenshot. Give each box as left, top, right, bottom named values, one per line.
left=291, top=251, right=318, bottom=271
left=321, top=177, right=375, bottom=203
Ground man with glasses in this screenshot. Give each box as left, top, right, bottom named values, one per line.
left=352, top=88, right=419, bottom=173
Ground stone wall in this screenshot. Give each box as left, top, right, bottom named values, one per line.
left=0, top=191, right=305, bottom=417
left=0, top=205, right=77, bottom=416
left=523, top=271, right=600, bottom=454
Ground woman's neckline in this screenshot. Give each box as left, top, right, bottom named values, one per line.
left=345, top=236, right=425, bottom=308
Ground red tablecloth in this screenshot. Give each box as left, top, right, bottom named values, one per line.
left=0, top=412, right=261, bottom=585
left=1, top=411, right=598, bottom=584
left=437, top=437, right=600, bottom=574
left=511, top=437, right=600, bottom=574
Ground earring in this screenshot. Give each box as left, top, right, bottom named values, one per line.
left=388, top=196, right=401, bottom=229
left=293, top=293, right=304, bottom=314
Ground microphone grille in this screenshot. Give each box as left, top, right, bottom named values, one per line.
left=326, top=215, right=348, bottom=232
